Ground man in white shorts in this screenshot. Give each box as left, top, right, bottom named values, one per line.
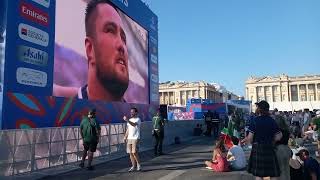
left=124, top=107, right=142, bottom=172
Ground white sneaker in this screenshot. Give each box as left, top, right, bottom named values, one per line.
left=316, top=151, right=319, bottom=157
left=128, top=166, right=135, bottom=172
left=137, top=165, right=142, bottom=171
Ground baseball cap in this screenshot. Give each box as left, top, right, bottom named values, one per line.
left=255, top=100, right=270, bottom=111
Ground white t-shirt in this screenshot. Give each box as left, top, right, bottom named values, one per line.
left=228, top=145, right=246, bottom=170
left=127, top=117, right=141, bottom=140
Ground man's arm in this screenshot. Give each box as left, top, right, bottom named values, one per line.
left=80, top=120, right=84, bottom=139
left=124, top=128, right=128, bottom=141
left=242, top=132, right=254, bottom=144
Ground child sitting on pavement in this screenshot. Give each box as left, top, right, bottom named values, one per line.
left=227, top=136, right=246, bottom=171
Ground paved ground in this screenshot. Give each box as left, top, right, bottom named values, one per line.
left=37, top=137, right=254, bottom=180
left=10, top=137, right=318, bottom=180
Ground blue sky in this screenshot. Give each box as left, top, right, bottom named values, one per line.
left=148, top=0, right=320, bottom=96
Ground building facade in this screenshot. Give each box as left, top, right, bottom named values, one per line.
left=245, top=74, right=320, bottom=111
left=159, top=81, right=239, bottom=106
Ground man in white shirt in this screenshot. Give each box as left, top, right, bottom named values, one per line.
left=124, top=107, right=142, bottom=172
left=227, top=136, right=246, bottom=171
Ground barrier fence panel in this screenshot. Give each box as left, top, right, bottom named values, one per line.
left=0, top=120, right=202, bottom=176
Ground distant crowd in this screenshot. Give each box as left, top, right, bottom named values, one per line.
left=195, top=102, right=320, bottom=180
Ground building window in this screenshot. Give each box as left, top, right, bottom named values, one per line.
left=266, top=96, right=271, bottom=102
left=308, top=84, right=315, bottom=91
left=291, top=85, right=298, bottom=101
left=282, top=94, right=286, bottom=101
left=265, top=86, right=270, bottom=92
left=300, top=84, right=307, bottom=90
left=273, top=86, right=278, bottom=92
left=301, top=95, right=306, bottom=101
left=310, top=95, right=315, bottom=101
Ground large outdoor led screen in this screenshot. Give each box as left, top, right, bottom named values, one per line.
left=53, top=0, right=149, bottom=104
left=1, top=0, right=158, bottom=129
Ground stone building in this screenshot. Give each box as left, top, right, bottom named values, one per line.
left=159, top=81, right=239, bottom=106
left=245, top=74, right=320, bottom=111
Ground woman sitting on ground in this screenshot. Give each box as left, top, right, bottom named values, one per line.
left=205, top=139, right=230, bottom=172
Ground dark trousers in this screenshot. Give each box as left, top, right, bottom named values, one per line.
left=154, top=130, right=164, bottom=155
left=212, top=122, right=219, bottom=138
left=205, top=122, right=212, bottom=136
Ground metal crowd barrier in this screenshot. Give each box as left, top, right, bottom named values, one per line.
left=0, top=120, right=201, bottom=176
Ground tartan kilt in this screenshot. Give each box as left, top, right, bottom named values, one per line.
left=248, top=143, right=280, bottom=177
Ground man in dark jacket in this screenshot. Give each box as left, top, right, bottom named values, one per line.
left=153, top=109, right=165, bottom=156
left=79, top=109, right=101, bottom=170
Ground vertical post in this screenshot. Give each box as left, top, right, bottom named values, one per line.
left=297, top=84, right=300, bottom=101
left=63, top=127, right=67, bottom=165
left=31, top=129, right=36, bottom=172
left=12, top=130, right=16, bottom=175
left=77, top=126, right=80, bottom=162
left=49, top=128, right=52, bottom=168
left=316, top=83, right=318, bottom=101
left=271, top=86, right=274, bottom=102
left=108, top=124, right=111, bottom=155
left=306, top=84, right=309, bottom=101
left=288, top=84, right=291, bottom=102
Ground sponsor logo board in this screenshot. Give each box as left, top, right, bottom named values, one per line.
left=18, top=23, right=49, bottom=47
left=16, top=67, right=47, bottom=87
left=20, top=1, right=49, bottom=26
left=17, top=45, right=48, bottom=66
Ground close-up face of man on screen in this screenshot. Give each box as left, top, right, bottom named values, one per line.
left=79, top=0, right=129, bottom=101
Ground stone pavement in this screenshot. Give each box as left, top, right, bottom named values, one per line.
left=6, top=136, right=319, bottom=180
left=37, top=137, right=254, bottom=180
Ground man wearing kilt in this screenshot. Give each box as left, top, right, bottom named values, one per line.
left=242, top=100, right=283, bottom=180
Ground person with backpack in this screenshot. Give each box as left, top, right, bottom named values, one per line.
left=79, top=109, right=101, bottom=170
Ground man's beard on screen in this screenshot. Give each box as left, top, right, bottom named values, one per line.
left=96, top=64, right=129, bottom=100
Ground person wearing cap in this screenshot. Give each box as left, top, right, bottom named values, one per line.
left=296, top=149, right=320, bottom=180
left=79, top=109, right=101, bottom=170
left=242, top=100, right=282, bottom=180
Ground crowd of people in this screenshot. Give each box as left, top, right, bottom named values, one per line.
left=78, top=101, right=320, bottom=179
left=200, top=100, right=320, bottom=180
